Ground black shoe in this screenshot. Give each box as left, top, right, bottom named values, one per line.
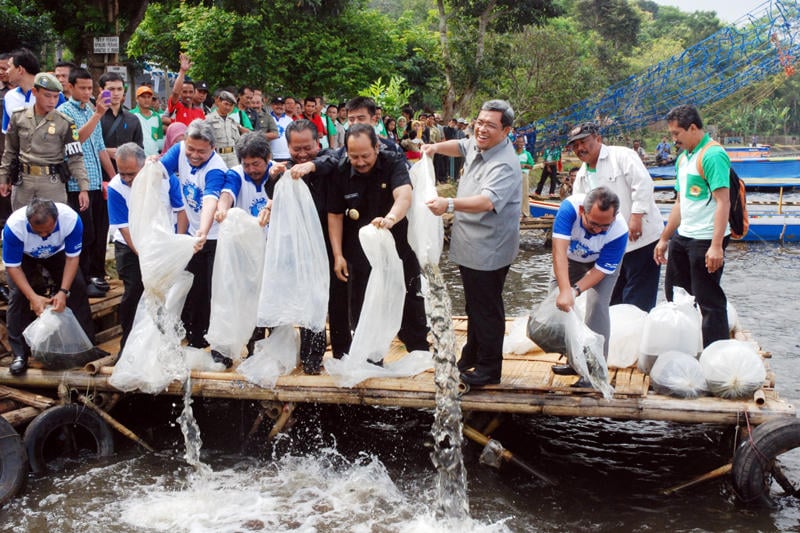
left=456, top=358, right=475, bottom=372
left=551, top=364, right=578, bottom=376
left=210, top=349, right=233, bottom=369
left=86, top=283, right=106, bottom=298
left=90, top=277, right=110, bottom=292
left=571, top=377, right=592, bottom=388
left=9, top=354, right=28, bottom=376
left=367, top=359, right=383, bottom=367
left=460, top=369, right=500, bottom=387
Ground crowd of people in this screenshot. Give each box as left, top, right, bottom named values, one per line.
left=0, top=47, right=732, bottom=389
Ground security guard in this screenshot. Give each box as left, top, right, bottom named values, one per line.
left=204, top=90, right=240, bottom=168
left=0, top=72, right=89, bottom=210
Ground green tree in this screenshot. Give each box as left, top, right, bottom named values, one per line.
left=0, top=0, right=54, bottom=55
left=435, top=0, right=561, bottom=119
left=128, top=0, right=403, bottom=100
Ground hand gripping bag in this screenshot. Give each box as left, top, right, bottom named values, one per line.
left=564, top=309, right=614, bottom=399
left=205, top=208, right=266, bottom=360
left=406, top=154, right=444, bottom=268
left=128, top=160, right=197, bottom=298
left=23, top=307, right=95, bottom=370
left=257, top=173, right=329, bottom=332
left=325, top=225, right=432, bottom=387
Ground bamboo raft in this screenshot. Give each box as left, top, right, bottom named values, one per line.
left=1, top=312, right=793, bottom=427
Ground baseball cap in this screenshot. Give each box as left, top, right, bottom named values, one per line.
left=457, top=117, right=467, bottom=124
left=566, top=122, right=599, bottom=145
left=136, top=85, right=154, bottom=97
left=271, top=96, right=285, bottom=104
left=217, top=90, right=236, bottom=104
left=196, top=81, right=209, bottom=92
left=34, top=72, right=62, bottom=93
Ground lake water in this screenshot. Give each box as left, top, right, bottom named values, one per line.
left=2, top=236, right=799, bottom=532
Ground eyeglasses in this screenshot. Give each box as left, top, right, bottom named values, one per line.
left=475, top=119, right=502, bottom=131
left=582, top=212, right=612, bottom=231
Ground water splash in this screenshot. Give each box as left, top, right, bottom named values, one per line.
left=424, top=263, right=470, bottom=520
left=177, top=376, right=210, bottom=475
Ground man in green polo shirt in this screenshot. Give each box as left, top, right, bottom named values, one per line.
left=131, top=85, right=164, bottom=156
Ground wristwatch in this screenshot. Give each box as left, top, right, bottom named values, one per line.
left=447, top=198, right=455, bottom=213
left=572, top=283, right=581, bottom=297
left=58, top=287, right=71, bottom=297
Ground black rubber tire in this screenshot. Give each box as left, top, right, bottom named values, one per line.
left=23, top=405, right=114, bottom=474
left=732, top=417, right=800, bottom=507
left=0, top=417, right=28, bottom=506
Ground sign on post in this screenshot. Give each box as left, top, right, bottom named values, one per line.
left=93, top=36, right=119, bottom=55
left=106, top=65, right=128, bottom=82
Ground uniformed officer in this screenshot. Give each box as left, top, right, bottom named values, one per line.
left=204, top=91, right=239, bottom=168
left=0, top=73, right=89, bottom=210
left=327, top=123, right=429, bottom=363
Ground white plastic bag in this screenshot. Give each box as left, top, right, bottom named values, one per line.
left=526, top=291, right=567, bottom=354
left=564, top=309, right=614, bottom=399
left=257, top=174, right=329, bottom=331
left=607, top=304, right=647, bottom=369
left=110, top=272, right=194, bottom=394
left=23, top=307, right=94, bottom=370
left=699, top=339, right=766, bottom=399
left=639, top=288, right=703, bottom=369
left=205, top=208, right=266, bottom=360
left=129, top=161, right=197, bottom=298
left=503, top=316, right=536, bottom=355
left=325, top=225, right=432, bottom=387
left=650, top=351, right=707, bottom=398
left=727, top=301, right=739, bottom=333
left=237, top=325, right=300, bottom=389
left=406, top=154, right=443, bottom=268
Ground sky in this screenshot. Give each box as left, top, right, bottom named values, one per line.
left=654, top=0, right=770, bottom=23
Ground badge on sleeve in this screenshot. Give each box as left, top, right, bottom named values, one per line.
left=70, top=124, right=79, bottom=141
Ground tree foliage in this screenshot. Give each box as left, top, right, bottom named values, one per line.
left=128, top=0, right=402, bottom=100
left=0, top=0, right=53, bottom=54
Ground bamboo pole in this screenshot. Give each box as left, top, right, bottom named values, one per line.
left=661, top=463, right=732, bottom=495
left=84, top=354, right=118, bottom=375
left=76, top=393, right=154, bottom=452
left=463, top=424, right=555, bottom=485
left=0, top=384, right=56, bottom=409
left=267, top=402, right=295, bottom=441
left=1, top=406, right=40, bottom=427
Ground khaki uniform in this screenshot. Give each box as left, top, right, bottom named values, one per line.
left=0, top=107, right=89, bottom=209
left=205, top=111, right=239, bottom=168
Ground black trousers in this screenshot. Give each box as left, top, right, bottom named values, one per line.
left=458, top=264, right=511, bottom=377
left=67, top=189, right=109, bottom=280
left=6, top=252, right=94, bottom=357
left=114, top=241, right=143, bottom=349
left=536, top=163, right=559, bottom=195
left=183, top=239, right=216, bottom=348
left=347, top=253, right=429, bottom=356
left=665, top=234, right=730, bottom=347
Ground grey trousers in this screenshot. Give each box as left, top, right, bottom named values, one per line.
left=549, top=259, right=621, bottom=358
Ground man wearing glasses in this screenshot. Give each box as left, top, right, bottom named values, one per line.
left=423, top=99, right=521, bottom=387
left=550, top=187, right=628, bottom=384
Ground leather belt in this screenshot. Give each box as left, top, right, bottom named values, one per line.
left=21, top=163, right=59, bottom=176
left=216, top=146, right=235, bottom=154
